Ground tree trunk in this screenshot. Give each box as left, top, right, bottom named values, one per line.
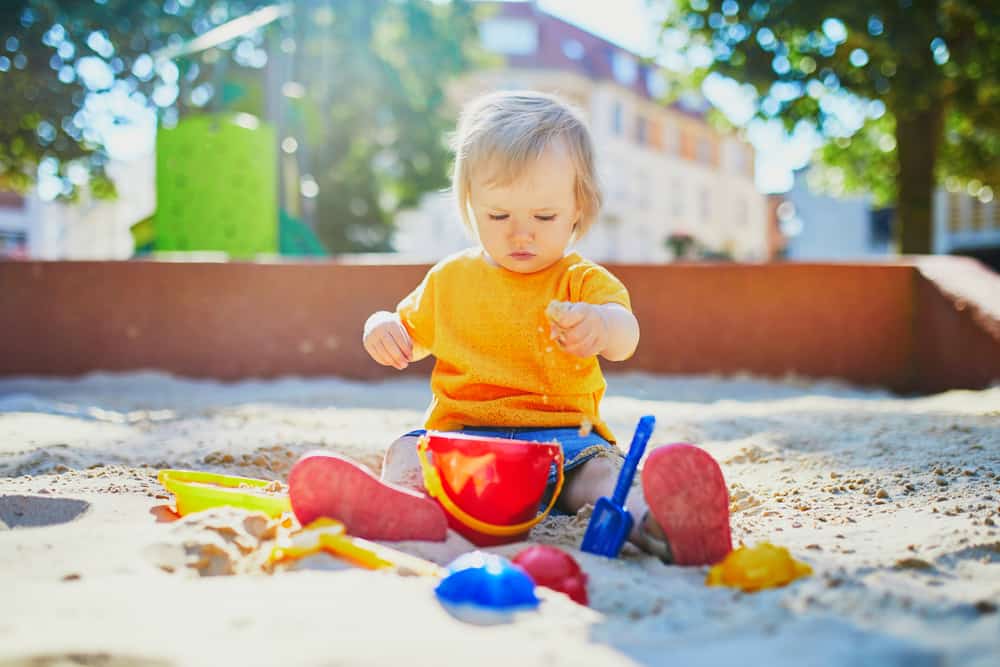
left=894, top=103, right=944, bottom=255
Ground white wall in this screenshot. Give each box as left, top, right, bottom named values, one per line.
left=0, top=154, right=154, bottom=260
left=782, top=171, right=883, bottom=260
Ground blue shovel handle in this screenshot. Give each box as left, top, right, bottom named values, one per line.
left=611, top=415, right=655, bottom=507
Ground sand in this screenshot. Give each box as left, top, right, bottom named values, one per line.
left=1, top=371, right=998, bottom=667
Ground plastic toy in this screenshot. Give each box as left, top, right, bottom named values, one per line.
left=157, top=469, right=291, bottom=517
left=155, top=114, right=277, bottom=257
left=269, top=518, right=443, bottom=577
left=512, top=545, right=589, bottom=605
left=705, top=542, right=813, bottom=592
left=581, top=415, right=655, bottom=557
left=417, top=432, right=564, bottom=546
left=434, top=551, right=540, bottom=624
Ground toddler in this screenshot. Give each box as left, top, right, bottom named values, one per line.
left=291, top=91, right=731, bottom=565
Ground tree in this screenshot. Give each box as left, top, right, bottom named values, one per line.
left=657, top=0, right=1000, bottom=254
left=288, top=1, right=480, bottom=252
left=0, top=0, right=274, bottom=200
left=0, top=1, right=481, bottom=254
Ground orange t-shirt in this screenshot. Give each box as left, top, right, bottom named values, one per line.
left=396, top=248, right=632, bottom=443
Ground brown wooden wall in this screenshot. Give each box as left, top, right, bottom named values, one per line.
left=1, top=259, right=997, bottom=393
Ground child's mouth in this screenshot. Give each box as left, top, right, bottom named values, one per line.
left=509, top=251, right=536, bottom=260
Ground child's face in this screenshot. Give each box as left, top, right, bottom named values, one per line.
left=470, top=143, right=580, bottom=274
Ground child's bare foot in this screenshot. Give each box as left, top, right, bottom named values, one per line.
left=639, top=444, right=732, bottom=566
left=289, top=452, right=448, bottom=541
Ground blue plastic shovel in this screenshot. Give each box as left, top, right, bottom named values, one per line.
left=580, top=415, right=656, bottom=557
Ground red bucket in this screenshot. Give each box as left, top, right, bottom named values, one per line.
left=416, top=432, right=564, bottom=546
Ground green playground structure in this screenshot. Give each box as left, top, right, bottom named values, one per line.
left=137, top=113, right=326, bottom=258
left=137, top=5, right=327, bottom=259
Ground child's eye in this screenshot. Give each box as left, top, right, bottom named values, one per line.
left=535, top=214, right=557, bottom=221
left=488, top=213, right=509, bottom=221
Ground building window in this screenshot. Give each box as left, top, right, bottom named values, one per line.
left=947, top=191, right=962, bottom=231
left=479, top=18, right=539, bottom=56
left=725, top=142, right=754, bottom=178
left=611, top=101, right=624, bottom=136
left=680, top=128, right=694, bottom=160
left=723, top=141, right=743, bottom=175
left=972, top=198, right=987, bottom=230
left=637, top=170, right=650, bottom=210
left=635, top=115, right=647, bottom=146
left=646, top=69, right=668, bottom=98
left=736, top=145, right=748, bottom=176
left=697, top=137, right=713, bottom=165
left=561, top=39, right=584, bottom=60
left=671, top=179, right=684, bottom=217
left=611, top=51, right=638, bottom=86
left=663, top=121, right=679, bottom=155
left=700, top=187, right=711, bottom=220
left=869, top=208, right=893, bottom=247
left=0, top=229, right=28, bottom=258
left=648, top=118, right=662, bottom=149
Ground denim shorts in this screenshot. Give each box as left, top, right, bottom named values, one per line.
left=403, top=426, right=623, bottom=511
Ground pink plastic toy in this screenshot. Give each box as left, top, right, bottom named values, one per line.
left=513, top=545, right=589, bottom=606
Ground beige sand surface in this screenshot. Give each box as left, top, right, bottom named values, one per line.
left=1, top=371, right=998, bottom=667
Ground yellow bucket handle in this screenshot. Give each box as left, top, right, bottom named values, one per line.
left=416, top=435, right=564, bottom=538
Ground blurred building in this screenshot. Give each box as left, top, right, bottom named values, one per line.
left=779, top=169, right=890, bottom=260
left=934, top=186, right=1000, bottom=269
left=777, top=169, right=999, bottom=265
left=394, top=1, right=769, bottom=263
left=0, top=190, right=35, bottom=259
left=765, top=194, right=789, bottom=260
left=0, top=155, right=154, bottom=260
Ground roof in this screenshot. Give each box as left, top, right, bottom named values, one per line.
left=483, top=1, right=707, bottom=118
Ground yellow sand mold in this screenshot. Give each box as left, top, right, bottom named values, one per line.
left=158, top=469, right=292, bottom=518
left=706, top=542, right=813, bottom=592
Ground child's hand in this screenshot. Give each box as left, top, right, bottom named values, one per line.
left=363, top=311, right=413, bottom=370
left=545, top=300, right=609, bottom=358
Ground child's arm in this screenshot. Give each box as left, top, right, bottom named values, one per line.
left=363, top=311, right=431, bottom=370
left=547, top=301, right=639, bottom=362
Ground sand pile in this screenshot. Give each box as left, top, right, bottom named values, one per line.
left=1, top=371, right=998, bottom=666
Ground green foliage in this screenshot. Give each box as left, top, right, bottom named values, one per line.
left=0, top=1, right=480, bottom=253
left=658, top=0, right=1000, bottom=252
left=817, top=114, right=897, bottom=206
left=290, top=1, right=480, bottom=253
left=0, top=0, right=274, bottom=200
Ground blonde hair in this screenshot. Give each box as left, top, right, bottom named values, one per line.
left=450, top=90, right=603, bottom=238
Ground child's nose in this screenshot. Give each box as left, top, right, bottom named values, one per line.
left=509, top=217, right=533, bottom=241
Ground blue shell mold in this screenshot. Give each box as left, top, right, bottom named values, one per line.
left=434, top=551, right=540, bottom=624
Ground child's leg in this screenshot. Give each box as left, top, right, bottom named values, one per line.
left=558, top=453, right=654, bottom=543
left=288, top=436, right=447, bottom=541
left=380, top=435, right=426, bottom=491
left=561, top=446, right=731, bottom=565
